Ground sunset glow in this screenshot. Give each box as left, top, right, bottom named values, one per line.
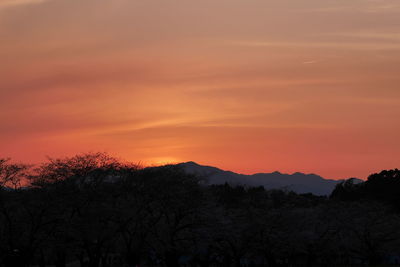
left=1, top=0, right=399, bottom=179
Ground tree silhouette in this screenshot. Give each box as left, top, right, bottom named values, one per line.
left=0, top=154, right=399, bottom=266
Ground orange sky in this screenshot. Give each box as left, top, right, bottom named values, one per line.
left=1, top=0, right=399, bottom=179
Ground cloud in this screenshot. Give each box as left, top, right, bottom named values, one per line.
left=296, top=0, right=400, bottom=14
left=231, top=41, right=400, bottom=51
left=325, top=32, right=400, bottom=42
left=0, top=0, right=48, bottom=8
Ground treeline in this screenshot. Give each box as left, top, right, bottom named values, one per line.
left=0, top=153, right=400, bottom=267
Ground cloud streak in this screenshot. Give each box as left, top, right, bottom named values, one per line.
left=231, top=41, right=400, bottom=51
left=0, top=0, right=48, bottom=8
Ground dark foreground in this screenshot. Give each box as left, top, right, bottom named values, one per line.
left=1, top=153, right=400, bottom=267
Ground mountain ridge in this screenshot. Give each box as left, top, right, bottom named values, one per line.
left=174, top=161, right=363, bottom=196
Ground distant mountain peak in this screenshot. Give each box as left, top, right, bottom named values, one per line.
left=182, top=161, right=201, bottom=166
left=176, top=162, right=362, bottom=196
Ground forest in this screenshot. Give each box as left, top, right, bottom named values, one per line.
left=0, top=153, right=399, bottom=267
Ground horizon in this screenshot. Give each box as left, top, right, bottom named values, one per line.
left=176, top=160, right=363, bottom=180
left=2, top=155, right=369, bottom=181
left=1, top=0, right=399, bottom=180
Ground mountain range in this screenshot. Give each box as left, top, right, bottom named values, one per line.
left=175, top=161, right=363, bottom=196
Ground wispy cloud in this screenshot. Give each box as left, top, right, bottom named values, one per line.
left=231, top=41, right=400, bottom=51
left=325, top=32, right=400, bottom=42
left=297, top=0, right=400, bottom=14
left=303, top=60, right=318, bottom=64
left=0, top=0, right=48, bottom=9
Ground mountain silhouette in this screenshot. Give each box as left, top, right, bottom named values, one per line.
left=176, top=161, right=362, bottom=195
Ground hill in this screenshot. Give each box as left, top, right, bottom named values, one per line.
left=176, top=161, right=362, bottom=195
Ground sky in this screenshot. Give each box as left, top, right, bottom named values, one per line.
left=1, top=0, right=399, bottom=179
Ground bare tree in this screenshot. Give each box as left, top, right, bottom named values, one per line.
left=0, top=158, right=29, bottom=189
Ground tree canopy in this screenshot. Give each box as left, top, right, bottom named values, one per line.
left=0, top=153, right=399, bottom=267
